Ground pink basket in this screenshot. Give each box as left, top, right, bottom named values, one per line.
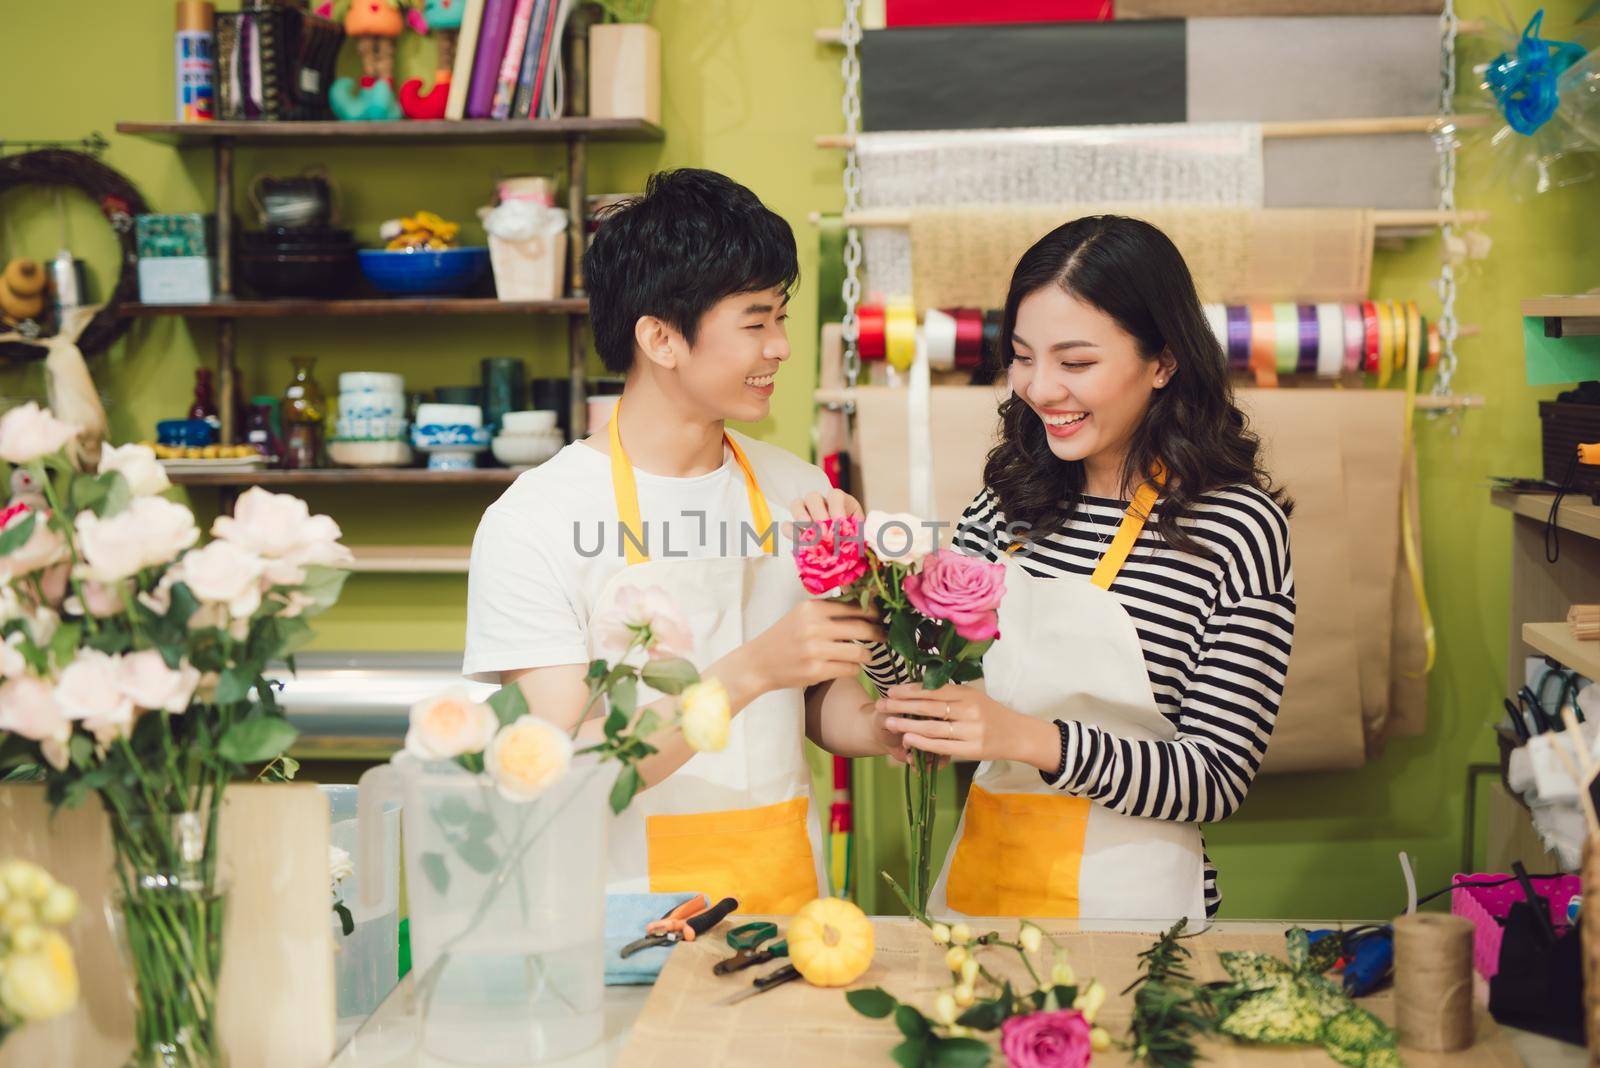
left=1450, top=872, right=1580, bottom=980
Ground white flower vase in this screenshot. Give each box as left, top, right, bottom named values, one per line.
left=357, top=753, right=615, bottom=1065
left=479, top=200, right=568, bottom=302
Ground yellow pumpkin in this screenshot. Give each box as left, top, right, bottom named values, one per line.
left=787, top=896, right=875, bottom=987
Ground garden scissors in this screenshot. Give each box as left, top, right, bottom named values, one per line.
left=619, top=895, right=738, bottom=958
left=717, top=961, right=802, bottom=1005
left=713, top=921, right=788, bottom=975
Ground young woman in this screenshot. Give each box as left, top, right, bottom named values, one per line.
left=875, top=215, right=1295, bottom=922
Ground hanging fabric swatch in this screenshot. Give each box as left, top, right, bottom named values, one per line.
left=858, top=124, right=1263, bottom=298
left=884, top=0, right=1114, bottom=25
left=861, top=22, right=1186, bottom=132
left=1264, top=136, right=1439, bottom=209
left=905, top=205, right=1373, bottom=311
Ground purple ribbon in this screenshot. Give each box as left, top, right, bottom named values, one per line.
left=1226, top=306, right=1251, bottom=370
left=1297, top=305, right=1319, bottom=374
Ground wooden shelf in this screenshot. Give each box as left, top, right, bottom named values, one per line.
left=119, top=297, right=588, bottom=319
left=168, top=467, right=527, bottom=488
left=1523, top=621, right=1600, bottom=680
left=1521, top=295, right=1600, bottom=338
left=1491, top=491, right=1600, bottom=542
left=346, top=545, right=470, bottom=574
left=115, top=118, right=663, bottom=145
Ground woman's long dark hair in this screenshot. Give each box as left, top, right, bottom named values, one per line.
left=983, top=215, right=1291, bottom=557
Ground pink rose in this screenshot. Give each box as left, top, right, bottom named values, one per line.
left=0, top=675, right=70, bottom=752
left=793, top=516, right=869, bottom=596
left=1000, top=1009, right=1093, bottom=1068
left=902, top=550, right=1006, bottom=643
left=0, top=505, right=68, bottom=583
left=54, top=650, right=135, bottom=745
left=593, top=585, right=694, bottom=661
left=211, top=487, right=351, bottom=586
left=118, top=650, right=200, bottom=714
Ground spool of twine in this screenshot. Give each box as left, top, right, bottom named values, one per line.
left=1582, top=836, right=1600, bottom=1062
left=1393, top=912, right=1475, bottom=1052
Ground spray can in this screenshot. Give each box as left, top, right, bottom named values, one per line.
left=175, top=1, right=215, bottom=122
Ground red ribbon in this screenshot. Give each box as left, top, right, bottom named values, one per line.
left=858, top=304, right=887, bottom=360
left=952, top=308, right=985, bottom=369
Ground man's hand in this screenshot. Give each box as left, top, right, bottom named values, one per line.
left=739, top=599, right=883, bottom=693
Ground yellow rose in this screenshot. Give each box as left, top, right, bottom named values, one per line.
left=0, top=930, right=77, bottom=1021
left=678, top=678, right=731, bottom=753
left=485, top=715, right=573, bottom=803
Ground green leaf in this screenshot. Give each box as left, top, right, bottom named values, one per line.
left=217, top=716, right=299, bottom=764
left=0, top=511, right=36, bottom=556
left=887, top=611, right=919, bottom=667
left=420, top=852, right=449, bottom=894
left=634, top=708, right=661, bottom=739
left=457, top=839, right=500, bottom=873
left=609, top=765, right=641, bottom=813
left=889, top=1038, right=929, bottom=1068
left=488, top=683, right=529, bottom=727
left=68, top=475, right=109, bottom=513
left=296, top=565, right=350, bottom=612
left=215, top=665, right=256, bottom=705
left=895, top=1003, right=930, bottom=1040
left=437, top=796, right=471, bottom=825
left=586, top=659, right=608, bottom=682
left=271, top=617, right=315, bottom=657
left=1322, top=1006, right=1395, bottom=1057
left=955, top=995, right=1011, bottom=1031
left=1286, top=927, right=1309, bottom=972
left=1218, top=986, right=1324, bottom=1045
left=931, top=1037, right=992, bottom=1068
left=640, top=657, right=698, bottom=695
left=334, top=901, right=354, bottom=936
left=47, top=621, right=81, bottom=672
left=955, top=638, right=993, bottom=663
left=922, top=662, right=951, bottom=690
left=846, top=987, right=898, bottom=1019
left=609, top=674, right=638, bottom=717
left=604, top=704, right=629, bottom=738
left=98, top=472, right=131, bottom=518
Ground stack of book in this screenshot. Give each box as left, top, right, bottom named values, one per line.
left=450, top=0, right=579, bottom=120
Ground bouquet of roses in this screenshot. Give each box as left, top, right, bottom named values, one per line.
left=0, top=403, right=351, bottom=1066
left=793, top=511, right=1005, bottom=911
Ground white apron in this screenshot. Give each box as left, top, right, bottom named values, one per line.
left=595, top=410, right=825, bottom=914
left=928, top=478, right=1207, bottom=925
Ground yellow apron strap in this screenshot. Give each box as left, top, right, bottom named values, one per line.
left=608, top=404, right=775, bottom=566
left=1089, top=473, right=1163, bottom=591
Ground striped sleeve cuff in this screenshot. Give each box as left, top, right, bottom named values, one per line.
left=1040, top=719, right=1082, bottom=790
left=863, top=642, right=912, bottom=694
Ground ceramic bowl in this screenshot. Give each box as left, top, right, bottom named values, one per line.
left=338, top=371, right=404, bottom=395
left=357, top=247, right=490, bottom=297
left=412, top=424, right=490, bottom=449
left=415, top=403, right=481, bottom=428
left=491, top=432, right=562, bottom=467
left=335, top=415, right=408, bottom=441
left=328, top=439, right=413, bottom=468
left=157, top=418, right=217, bottom=447
left=338, top=391, right=406, bottom=420
left=501, top=409, right=558, bottom=435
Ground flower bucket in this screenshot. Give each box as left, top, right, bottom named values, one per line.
left=588, top=23, right=660, bottom=125
left=357, top=753, right=614, bottom=1065
left=323, top=786, right=401, bottom=1044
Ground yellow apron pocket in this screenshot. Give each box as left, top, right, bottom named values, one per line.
left=946, top=788, right=1091, bottom=918
left=645, top=796, right=818, bottom=915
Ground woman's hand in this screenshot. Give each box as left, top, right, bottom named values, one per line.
left=878, top=682, right=1062, bottom=772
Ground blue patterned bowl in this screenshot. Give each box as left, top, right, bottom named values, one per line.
left=357, top=247, right=489, bottom=297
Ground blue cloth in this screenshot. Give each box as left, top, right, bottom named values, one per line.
left=605, top=891, right=699, bottom=986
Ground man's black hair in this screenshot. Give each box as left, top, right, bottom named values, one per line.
left=582, top=168, right=799, bottom=374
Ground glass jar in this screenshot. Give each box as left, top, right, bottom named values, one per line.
left=281, top=356, right=326, bottom=470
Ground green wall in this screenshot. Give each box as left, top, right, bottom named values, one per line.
left=4, top=0, right=1594, bottom=918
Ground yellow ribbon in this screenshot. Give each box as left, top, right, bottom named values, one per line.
left=884, top=299, right=918, bottom=373
left=1400, top=303, right=1436, bottom=674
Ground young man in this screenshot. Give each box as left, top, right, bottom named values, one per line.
left=464, top=168, right=894, bottom=913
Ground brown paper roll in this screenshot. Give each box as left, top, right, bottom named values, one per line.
left=1582, top=836, right=1600, bottom=1062
left=1393, top=912, right=1475, bottom=1052
left=175, top=0, right=214, bottom=32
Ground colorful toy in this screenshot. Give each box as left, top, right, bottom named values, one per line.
left=0, top=259, right=48, bottom=328
left=321, top=0, right=409, bottom=121
left=399, top=0, right=466, bottom=120
left=379, top=210, right=460, bottom=250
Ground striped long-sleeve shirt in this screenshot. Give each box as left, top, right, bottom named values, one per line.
left=866, top=484, right=1296, bottom=916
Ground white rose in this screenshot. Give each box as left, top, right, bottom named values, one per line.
left=55, top=649, right=135, bottom=745
left=0, top=675, right=70, bottom=749
left=0, top=403, right=79, bottom=465
left=174, top=541, right=265, bottom=619
left=212, top=487, right=351, bottom=585
left=405, top=688, right=498, bottom=760
left=678, top=677, right=731, bottom=753
left=864, top=510, right=935, bottom=564
left=118, top=650, right=199, bottom=714
left=329, top=845, right=354, bottom=888
left=128, top=496, right=201, bottom=570
left=0, top=633, right=26, bottom=679
left=592, top=584, right=694, bottom=661
left=97, top=443, right=171, bottom=497
left=75, top=497, right=198, bottom=585
left=0, top=508, right=67, bottom=582
left=485, top=714, right=573, bottom=802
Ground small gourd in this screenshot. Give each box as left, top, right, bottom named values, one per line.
left=786, top=896, right=875, bottom=987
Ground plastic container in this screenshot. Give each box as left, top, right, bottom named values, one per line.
left=1451, top=871, right=1582, bottom=979
left=358, top=754, right=614, bottom=1064
left=322, top=785, right=401, bottom=1044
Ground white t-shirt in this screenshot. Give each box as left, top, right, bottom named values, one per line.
left=462, top=429, right=830, bottom=683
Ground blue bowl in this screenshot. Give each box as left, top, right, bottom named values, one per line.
left=157, top=418, right=217, bottom=447
left=357, top=247, right=490, bottom=297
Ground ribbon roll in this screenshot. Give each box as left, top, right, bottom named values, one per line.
left=1361, top=302, right=1381, bottom=374
left=1375, top=300, right=1396, bottom=387
left=923, top=308, right=959, bottom=372
left=952, top=308, right=985, bottom=369
left=1427, top=319, right=1441, bottom=368
left=858, top=304, right=887, bottom=361
left=1343, top=303, right=1364, bottom=373
left=1405, top=302, right=1422, bottom=378
left=1248, top=304, right=1279, bottom=387
left=885, top=300, right=918, bottom=372
left=982, top=309, right=1004, bottom=367
left=1316, top=303, right=1345, bottom=378
left=1226, top=305, right=1251, bottom=371
left=1272, top=303, right=1300, bottom=375
left=1295, top=305, right=1319, bottom=374
left=1202, top=303, right=1227, bottom=356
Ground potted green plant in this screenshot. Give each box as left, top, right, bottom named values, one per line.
left=589, top=0, right=659, bottom=125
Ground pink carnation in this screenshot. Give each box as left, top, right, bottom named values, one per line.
left=1000, top=1009, right=1093, bottom=1068
left=792, top=516, right=868, bottom=596
left=903, top=550, right=1006, bottom=642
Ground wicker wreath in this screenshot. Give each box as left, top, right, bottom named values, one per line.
left=0, top=149, right=149, bottom=363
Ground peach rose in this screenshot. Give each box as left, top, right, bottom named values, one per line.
left=485, top=714, right=572, bottom=802
left=405, top=688, right=498, bottom=760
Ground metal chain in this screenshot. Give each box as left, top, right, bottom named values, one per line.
left=840, top=0, right=864, bottom=392
left=1431, top=0, right=1461, bottom=409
